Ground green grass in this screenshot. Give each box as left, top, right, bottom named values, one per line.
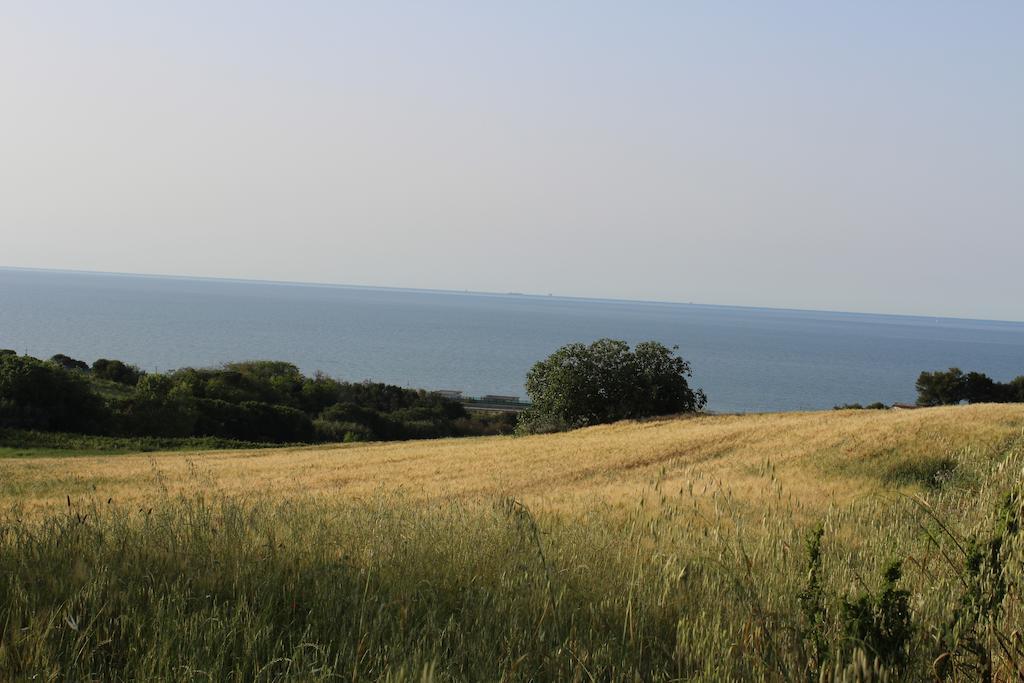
left=0, top=428, right=284, bottom=458
left=2, top=436, right=1023, bottom=680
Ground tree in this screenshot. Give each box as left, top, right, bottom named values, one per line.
left=1009, top=376, right=1024, bottom=403
left=517, top=339, right=706, bottom=434
left=961, top=371, right=1001, bottom=404
left=632, top=341, right=707, bottom=417
left=915, top=368, right=965, bottom=406
left=915, top=368, right=1023, bottom=406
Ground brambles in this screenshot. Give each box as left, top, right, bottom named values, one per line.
left=840, top=562, right=913, bottom=669
left=797, top=525, right=827, bottom=672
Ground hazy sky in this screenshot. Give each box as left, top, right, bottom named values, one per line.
left=2, top=3, right=1022, bottom=320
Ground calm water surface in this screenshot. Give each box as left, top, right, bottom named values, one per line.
left=2, top=268, right=1023, bottom=413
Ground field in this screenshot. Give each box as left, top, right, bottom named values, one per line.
left=2, top=404, right=1024, bottom=680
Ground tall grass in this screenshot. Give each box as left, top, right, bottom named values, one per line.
left=2, top=431, right=1022, bottom=681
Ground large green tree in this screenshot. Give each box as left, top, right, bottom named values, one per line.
left=517, top=339, right=706, bottom=434
left=915, top=368, right=965, bottom=406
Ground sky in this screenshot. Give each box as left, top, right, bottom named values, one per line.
left=1, top=2, right=1022, bottom=320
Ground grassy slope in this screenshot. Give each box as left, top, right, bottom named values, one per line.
left=0, top=429, right=285, bottom=459
left=1, top=404, right=1021, bottom=513
left=2, top=405, right=1024, bottom=680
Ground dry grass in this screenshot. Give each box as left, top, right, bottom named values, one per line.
left=3, top=404, right=1021, bottom=515
left=4, top=404, right=1024, bottom=680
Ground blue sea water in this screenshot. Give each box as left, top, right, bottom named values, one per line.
left=1, top=267, right=1023, bottom=413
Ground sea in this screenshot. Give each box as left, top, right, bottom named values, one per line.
left=2, top=267, right=1023, bottom=414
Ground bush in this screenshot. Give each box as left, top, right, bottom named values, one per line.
left=453, top=411, right=519, bottom=437
left=224, top=361, right=304, bottom=407
left=236, top=401, right=314, bottom=443
left=313, top=419, right=374, bottom=443
left=92, top=358, right=144, bottom=386
left=113, top=374, right=196, bottom=437
left=49, top=353, right=90, bottom=372
left=0, top=355, right=110, bottom=433
left=1, top=352, right=480, bottom=446
left=841, top=563, right=913, bottom=669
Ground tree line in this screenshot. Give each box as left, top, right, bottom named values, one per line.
left=4, top=345, right=1019, bottom=446
left=915, top=367, right=1024, bottom=406
left=0, top=351, right=515, bottom=444
left=1, top=340, right=709, bottom=443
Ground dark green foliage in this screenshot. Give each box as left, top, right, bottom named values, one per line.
left=453, top=411, right=519, bottom=437
left=49, top=353, right=89, bottom=372
left=0, top=349, right=17, bottom=357
left=916, top=368, right=966, bottom=406
left=236, top=401, right=314, bottom=443
left=798, top=526, right=827, bottom=671
left=114, top=373, right=197, bottom=437
left=0, top=353, right=480, bottom=447
left=0, top=354, right=109, bottom=433
left=797, top=530, right=916, bottom=674
left=313, top=418, right=374, bottom=443
left=963, top=371, right=1001, bottom=404
left=314, top=392, right=469, bottom=442
left=517, top=339, right=706, bottom=434
left=223, top=361, right=304, bottom=408
left=0, top=428, right=279, bottom=455
left=300, top=371, right=346, bottom=414
left=916, top=368, right=1023, bottom=406
left=1009, top=376, right=1024, bottom=402
left=840, top=562, right=913, bottom=669
left=865, top=402, right=888, bottom=410
left=92, top=358, right=144, bottom=386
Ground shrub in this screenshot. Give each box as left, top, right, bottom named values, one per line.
left=113, top=374, right=197, bottom=437
left=313, top=419, right=374, bottom=443
left=49, top=353, right=90, bottom=372
left=841, top=562, right=913, bottom=668
left=92, top=358, right=144, bottom=386
left=0, top=354, right=110, bottom=433
left=236, top=401, right=314, bottom=443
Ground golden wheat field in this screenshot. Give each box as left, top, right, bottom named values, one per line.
left=4, top=404, right=1022, bottom=515
left=4, top=404, right=1024, bottom=680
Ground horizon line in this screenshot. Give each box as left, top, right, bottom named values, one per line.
left=3, top=264, right=1023, bottom=326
